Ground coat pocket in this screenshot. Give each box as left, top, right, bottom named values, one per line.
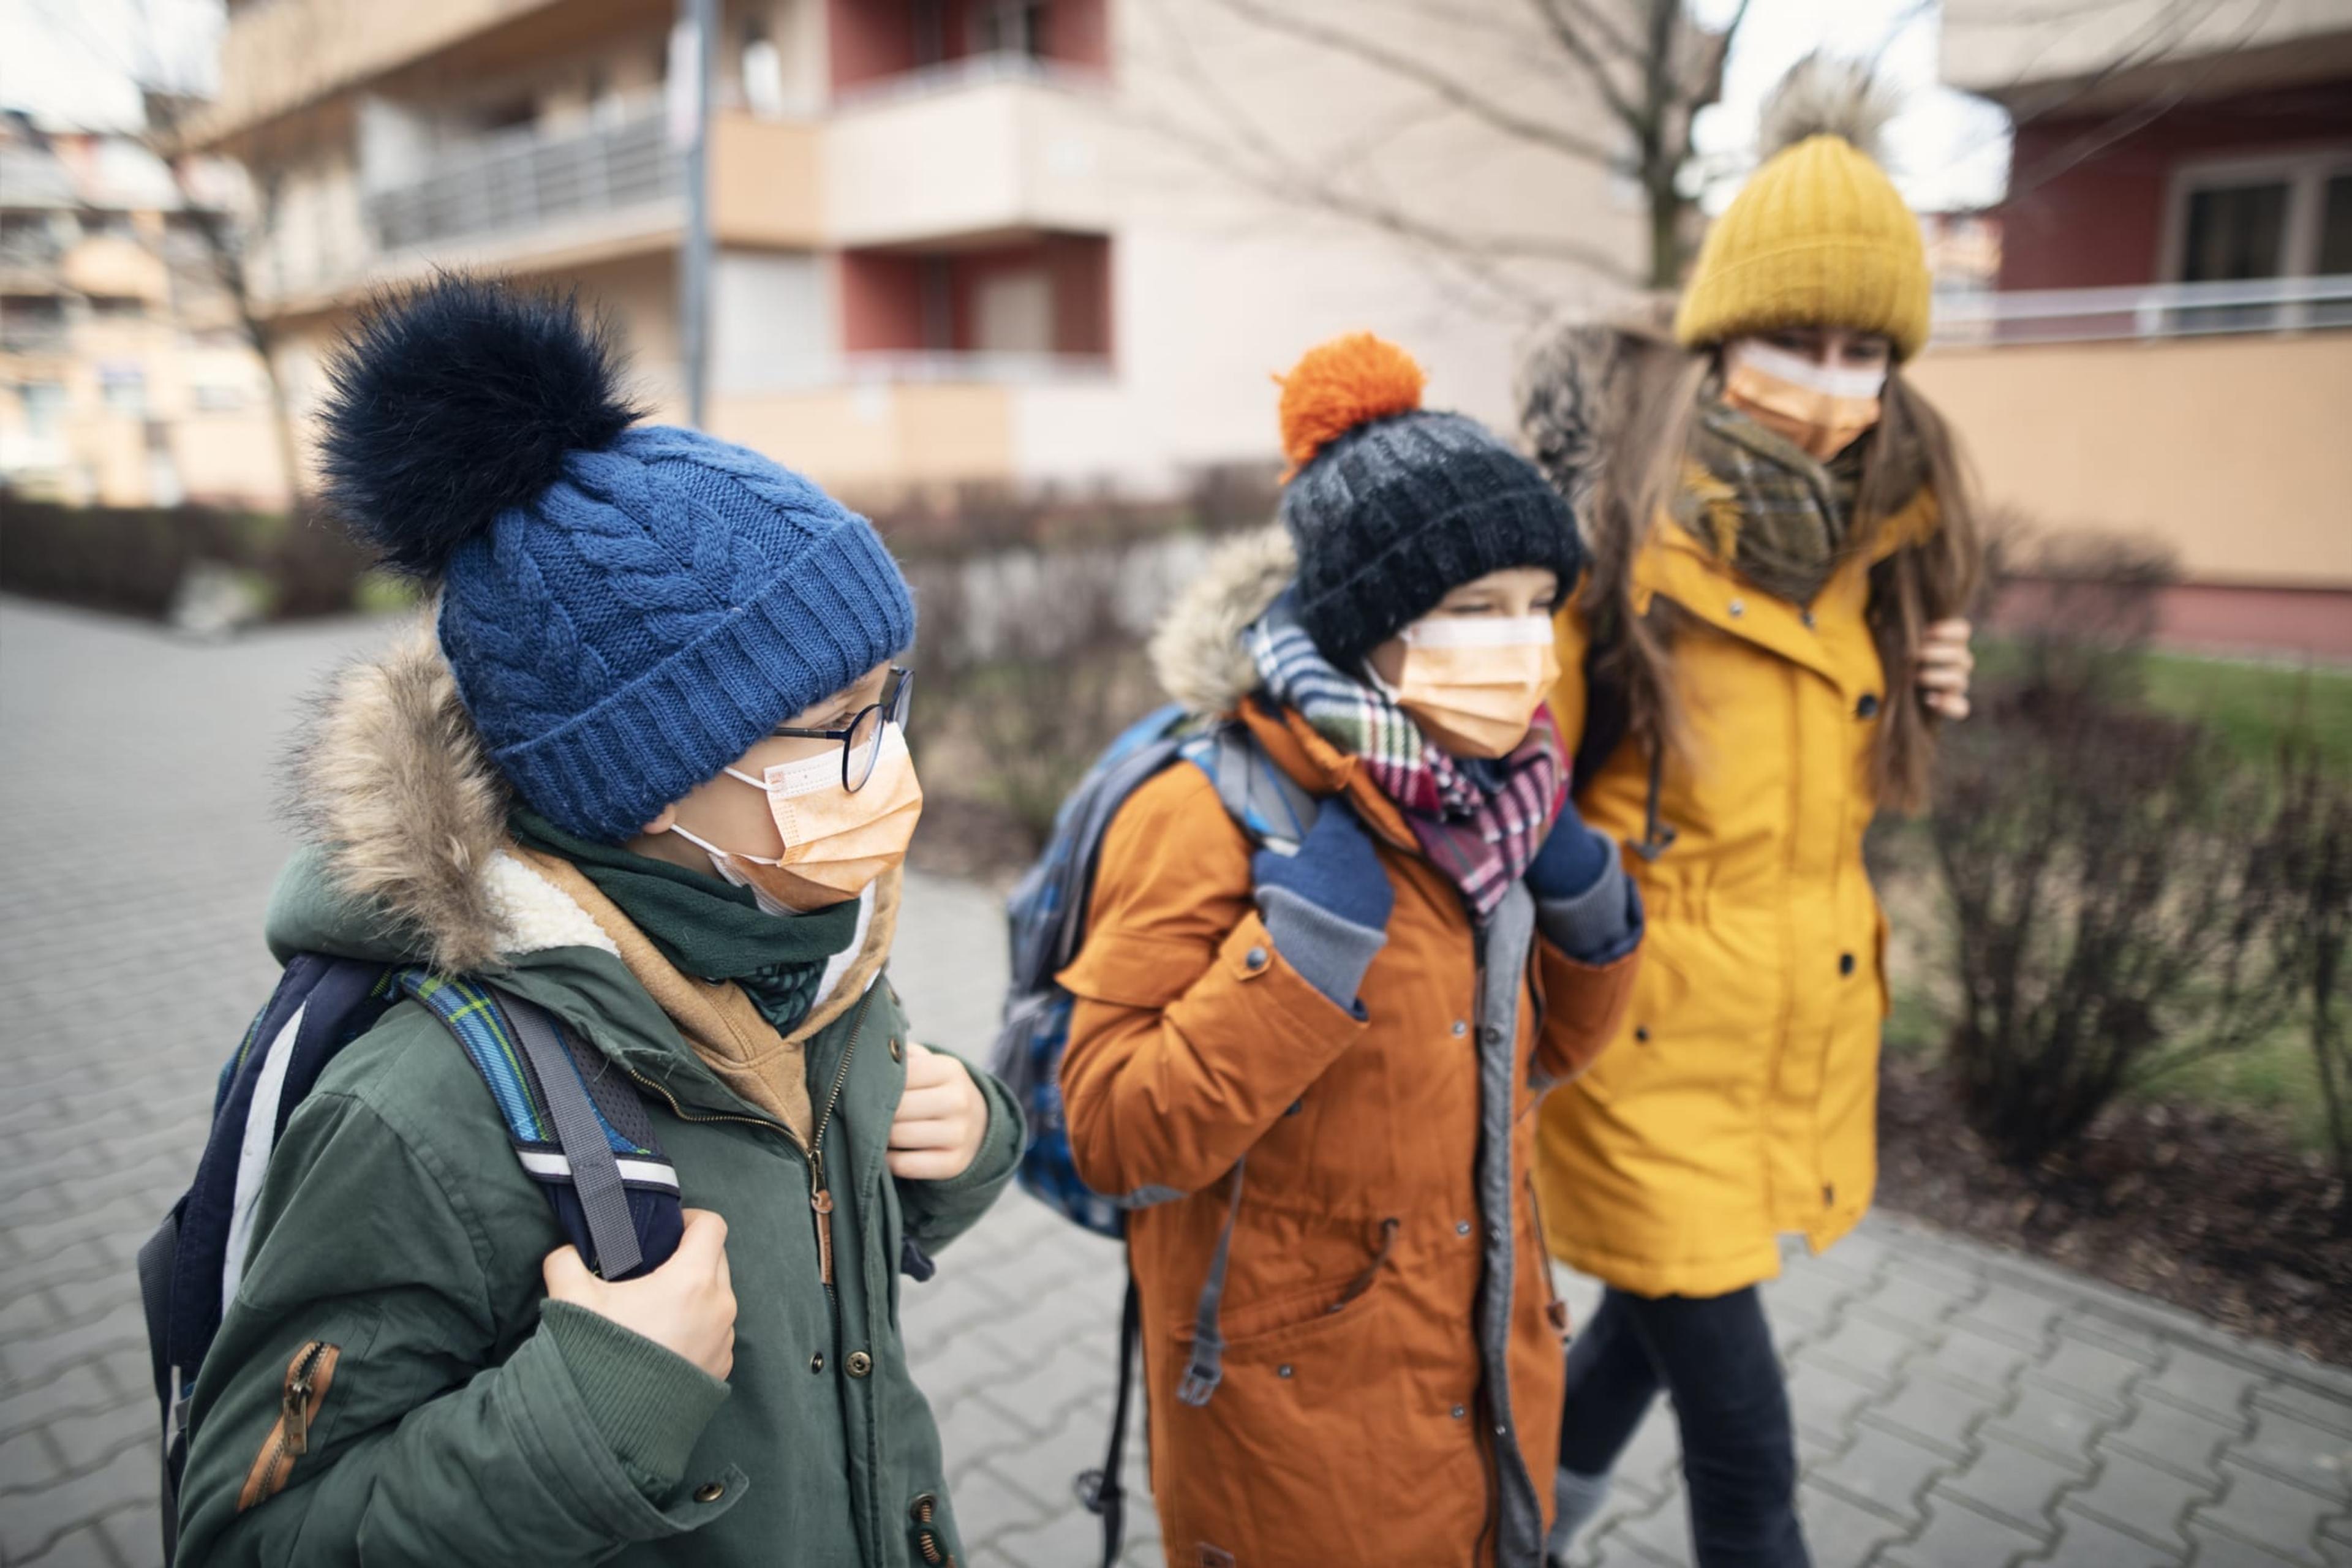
left=236, top=1340, right=342, bottom=1512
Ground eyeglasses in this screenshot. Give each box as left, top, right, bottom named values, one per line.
left=772, top=666, right=914, bottom=793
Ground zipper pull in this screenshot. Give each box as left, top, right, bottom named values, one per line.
left=282, top=1366, right=315, bottom=1456
left=809, top=1153, right=836, bottom=1287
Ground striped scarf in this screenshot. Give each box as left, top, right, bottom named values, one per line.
left=1246, top=591, right=1566, bottom=921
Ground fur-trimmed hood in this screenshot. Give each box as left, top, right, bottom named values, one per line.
left=1513, top=300, right=1681, bottom=540
left=284, top=617, right=532, bottom=974
left=1147, top=524, right=1296, bottom=719
left=280, top=617, right=892, bottom=997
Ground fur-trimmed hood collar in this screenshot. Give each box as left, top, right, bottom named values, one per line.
left=1513, top=302, right=1679, bottom=536
left=1148, top=524, right=1295, bottom=719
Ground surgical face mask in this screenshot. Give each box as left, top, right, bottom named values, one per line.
left=1722, top=339, right=1886, bottom=461
left=1389, top=614, right=1562, bottom=760
left=665, top=725, right=924, bottom=914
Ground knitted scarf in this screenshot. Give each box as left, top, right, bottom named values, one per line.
left=1681, top=394, right=1867, bottom=607
left=1245, top=591, right=1566, bottom=921
left=508, top=808, right=859, bottom=1036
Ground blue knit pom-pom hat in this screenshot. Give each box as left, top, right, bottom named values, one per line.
left=317, top=276, right=914, bottom=843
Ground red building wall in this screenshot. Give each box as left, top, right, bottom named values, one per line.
left=840, top=235, right=1112, bottom=357
left=1998, top=80, right=2352, bottom=290
left=827, top=0, right=1107, bottom=95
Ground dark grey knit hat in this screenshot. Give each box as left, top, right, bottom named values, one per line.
left=1276, top=333, right=1582, bottom=670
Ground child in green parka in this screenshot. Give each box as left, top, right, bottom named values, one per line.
left=175, top=277, right=1021, bottom=1566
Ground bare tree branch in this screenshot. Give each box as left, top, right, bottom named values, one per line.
left=1199, top=0, right=1622, bottom=168
left=1526, top=0, right=1642, bottom=126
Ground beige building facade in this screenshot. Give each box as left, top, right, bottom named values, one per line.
left=1929, top=0, right=2352, bottom=656
left=196, top=0, right=1641, bottom=500
left=1, top=119, right=288, bottom=509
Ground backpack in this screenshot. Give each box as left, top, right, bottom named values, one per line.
left=986, top=700, right=1317, bottom=1568
left=136, top=954, right=685, bottom=1564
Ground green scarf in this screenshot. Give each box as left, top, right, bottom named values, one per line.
left=509, top=809, right=860, bottom=1036
left=1681, top=395, right=1867, bottom=608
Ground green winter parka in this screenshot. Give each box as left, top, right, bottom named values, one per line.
left=175, top=627, right=1020, bottom=1567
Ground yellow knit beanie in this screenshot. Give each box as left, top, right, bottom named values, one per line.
left=1676, top=55, right=1931, bottom=360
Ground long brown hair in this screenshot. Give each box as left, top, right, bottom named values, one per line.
left=1577, top=322, right=1982, bottom=814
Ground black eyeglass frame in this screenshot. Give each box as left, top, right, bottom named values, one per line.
left=771, top=666, right=914, bottom=793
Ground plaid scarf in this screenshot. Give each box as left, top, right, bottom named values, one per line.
left=1246, top=592, right=1566, bottom=921
left=1681, top=395, right=1866, bottom=607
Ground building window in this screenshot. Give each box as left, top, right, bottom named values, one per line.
left=0, top=295, right=66, bottom=352
left=100, top=364, right=146, bottom=415
left=2179, top=181, right=2289, bottom=284
left=20, top=381, right=66, bottom=438
left=89, top=295, right=146, bottom=320
left=2166, top=148, right=2352, bottom=330
left=975, top=1, right=1049, bottom=59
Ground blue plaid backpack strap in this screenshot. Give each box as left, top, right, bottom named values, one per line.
left=1175, top=718, right=1321, bottom=855
left=393, top=971, right=684, bottom=1280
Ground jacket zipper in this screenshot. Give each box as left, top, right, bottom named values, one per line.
left=238, top=1339, right=340, bottom=1512
left=807, top=985, right=879, bottom=1289
left=612, top=982, right=879, bottom=1292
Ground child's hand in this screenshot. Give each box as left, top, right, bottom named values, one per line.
left=889, top=1042, right=988, bottom=1182
left=1918, top=617, right=1975, bottom=720
left=543, top=1208, right=737, bottom=1379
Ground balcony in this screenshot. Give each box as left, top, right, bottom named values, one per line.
left=823, top=64, right=1112, bottom=249
left=366, top=110, right=682, bottom=254
left=1930, top=274, right=2352, bottom=345
left=1910, top=277, right=2352, bottom=594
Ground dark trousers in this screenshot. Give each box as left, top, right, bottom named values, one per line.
left=1557, top=1286, right=1811, bottom=1568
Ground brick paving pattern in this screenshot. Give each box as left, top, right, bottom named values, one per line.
left=1, top=597, right=2346, bottom=1567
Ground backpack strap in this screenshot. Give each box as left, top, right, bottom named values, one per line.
left=1076, top=1274, right=1144, bottom=1568
left=393, top=971, right=683, bottom=1282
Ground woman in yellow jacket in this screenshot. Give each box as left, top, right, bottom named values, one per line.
left=1518, top=59, right=1983, bottom=1567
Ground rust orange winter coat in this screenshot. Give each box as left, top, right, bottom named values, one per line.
left=1057, top=530, right=1639, bottom=1568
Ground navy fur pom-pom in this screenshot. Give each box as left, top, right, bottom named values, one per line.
left=316, top=275, right=641, bottom=577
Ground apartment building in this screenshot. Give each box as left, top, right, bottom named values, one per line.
left=1926, top=0, right=2352, bottom=656
left=190, top=0, right=1639, bottom=499
left=0, top=115, right=286, bottom=508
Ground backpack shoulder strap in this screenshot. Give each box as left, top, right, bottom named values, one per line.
left=393, top=971, right=682, bottom=1281
left=1177, top=716, right=1321, bottom=853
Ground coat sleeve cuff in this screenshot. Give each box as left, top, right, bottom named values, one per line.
left=1254, top=885, right=1385, bottom=1012
left=1536, top=847, right=1643, bottom=966
left=540, top=1300, right=730, bottom=1494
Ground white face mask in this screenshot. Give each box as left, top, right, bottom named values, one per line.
left=1389, top=613, right=1562, bottom=759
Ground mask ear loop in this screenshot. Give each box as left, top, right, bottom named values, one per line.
left=661, top=818, right=785, bottom=868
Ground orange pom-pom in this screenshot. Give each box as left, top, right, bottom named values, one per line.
left=1276, top=332, right=1426, bottom=475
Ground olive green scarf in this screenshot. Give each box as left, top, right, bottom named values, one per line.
left=1679, top=396, right=1868, bottom=608
left=509, top=809, right=859, bottom=1036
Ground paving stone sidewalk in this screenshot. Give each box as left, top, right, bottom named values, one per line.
left=1, top=597, right=2346, bottom=1568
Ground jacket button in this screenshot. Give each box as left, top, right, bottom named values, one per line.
left=1634, top=1025, right=1651, bottom=1042
left=1277, top=1363, right=1294, bottom=1379
left=694, top=1481, right=726, bottom=1503
left=1457, top=1220, right=1472, bottom=1236
left=1856, top=692, right=1882, bottom=719
left=1728, top=598, right=1746, bottom=617
left=846, top=1350, right=873, bottom=1378
left=1451, top=1404, right=1467, bottom=1419
left=810, top=1352, right=826, bottom=1373
left=1244, top=946, right=1268, bottom=972
left=1452, top=1020, right=1468, bottom=1037
left=1801, top=609, right=1817, bottom=629
left=1839, top=952, right=1856, bottom=976
left=908, top=1493, right=938, bottom=1521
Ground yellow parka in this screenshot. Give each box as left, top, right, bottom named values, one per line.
left=1523, top=323, right=1931, bottom=1299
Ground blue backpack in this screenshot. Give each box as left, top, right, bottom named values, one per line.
left=986, top=700, right=1317, bottom=1567
left=136, top=956, right=684, bottom=1563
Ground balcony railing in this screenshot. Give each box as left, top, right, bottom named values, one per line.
left=832, top=48, right=1107, bottom=111
left=842, top=350, right=1112, bottom=384
left=365, top=109, right=682, bottom=254
left=1932, top=274, right=2352, bottom=346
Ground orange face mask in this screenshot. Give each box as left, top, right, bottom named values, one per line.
left=1392, top=614, right=1563, bottom=759
left=1722, top=339, right=1885, bottom=461
left=669, top=726, right=924, bottom=913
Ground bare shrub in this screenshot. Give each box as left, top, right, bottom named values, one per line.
left=2269, top=744, right=2352, bottom=1226
left=1932, top=676, right=2301, bottom=1169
